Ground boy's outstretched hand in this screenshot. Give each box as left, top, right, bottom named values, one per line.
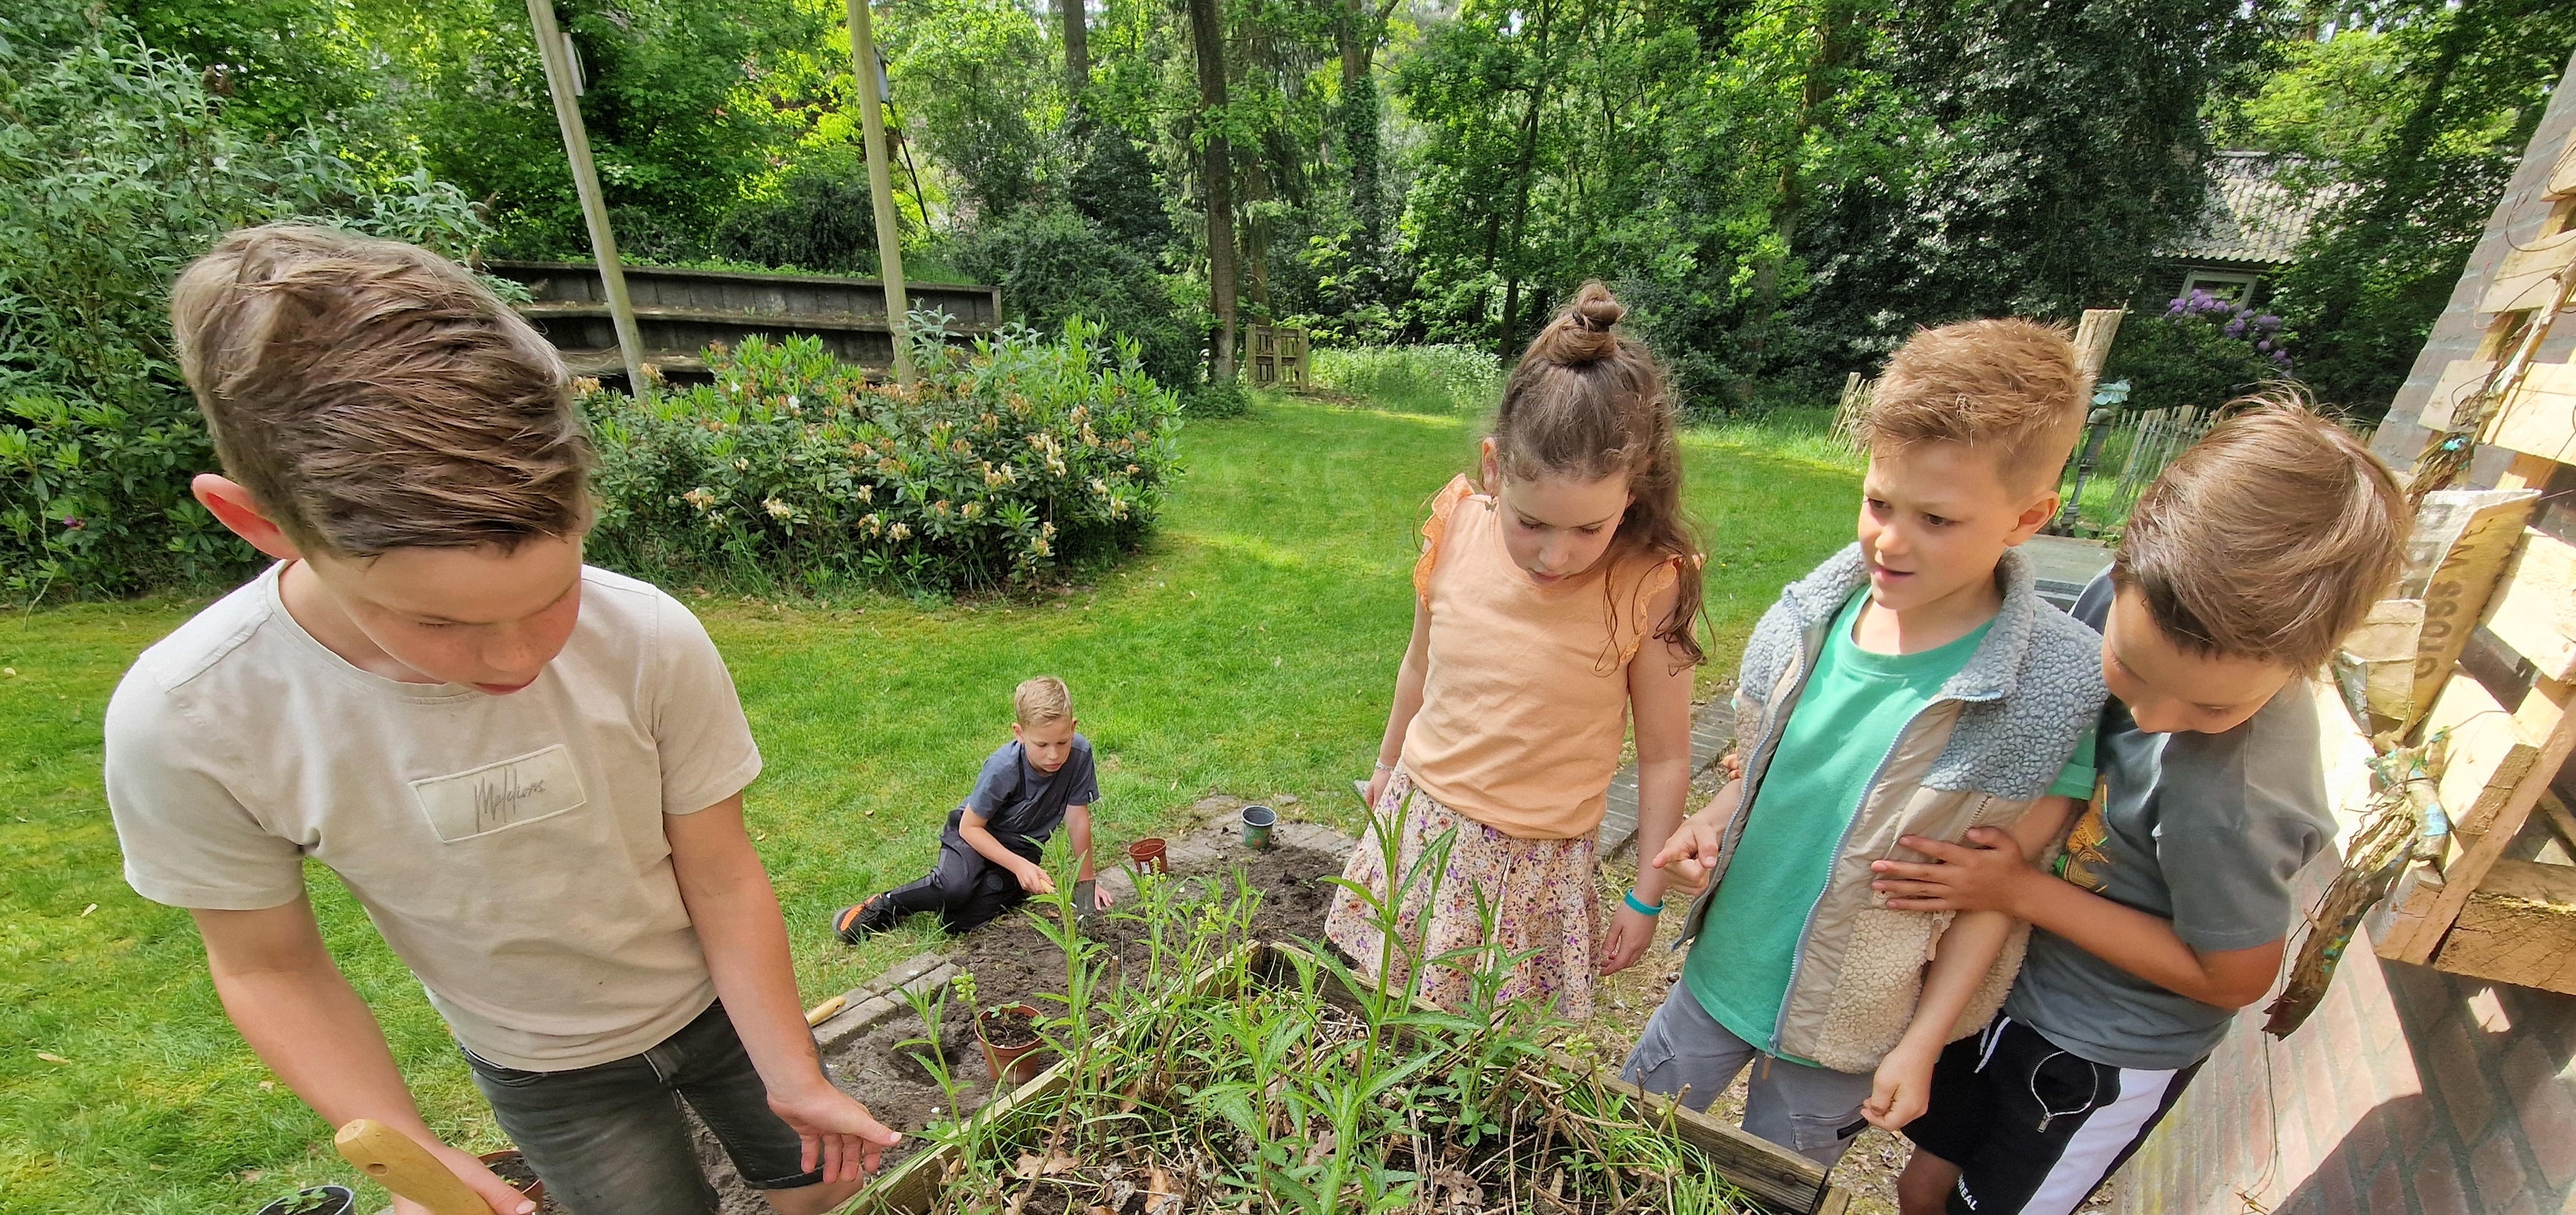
left=1869, top=827, right=2035, bottom=914
left=767, top=1081, right=904, bottom=1182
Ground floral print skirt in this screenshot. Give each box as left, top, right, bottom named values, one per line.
left=1322, top=770, right=1604, bottom=1021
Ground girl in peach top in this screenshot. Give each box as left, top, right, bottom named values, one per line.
left=1325, top=283, right=1706, bottom=1021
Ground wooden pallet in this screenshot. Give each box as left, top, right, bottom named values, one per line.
left=2371, top=138, right=2576, bottom=993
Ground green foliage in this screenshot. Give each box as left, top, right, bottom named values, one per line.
left=708, top=146, right=882, bottom=275
left=582, top=325, right=1182, bottom=595
left=950, top=203, right=1204, bottom=392
left=2100, top=293, right=2293, bottom=414
left=1311, top=344, right=1503, bottom=415
left=1786, top=0, right=2275, bottom=388
left=903, top=828, right=1761, bottom=1214
left=0, top=3, right=493, bottom=598
left=2233, top=1, right=2576, bottom=418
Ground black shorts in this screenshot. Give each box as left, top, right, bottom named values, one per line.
left=1902, top=1014, right=2202, bottom=1215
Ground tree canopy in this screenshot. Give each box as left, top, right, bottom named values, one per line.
left=26, top=0, right=2576, bottom=416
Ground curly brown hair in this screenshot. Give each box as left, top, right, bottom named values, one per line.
left=1487, top=281, right=1706, bottom=667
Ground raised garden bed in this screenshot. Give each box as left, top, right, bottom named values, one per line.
left=843, top=857, right=1849, bottom=1214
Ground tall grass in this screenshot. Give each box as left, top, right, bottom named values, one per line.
left=1311, top=344, right=1505, bottom=415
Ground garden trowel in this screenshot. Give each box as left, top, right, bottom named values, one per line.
left=332, top=1119, right=497, bottom=1215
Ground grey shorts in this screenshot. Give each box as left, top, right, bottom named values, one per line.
left=1619, top=981, right=1877, bottom=1168
left=463, top=1001, right=824, bottom=1215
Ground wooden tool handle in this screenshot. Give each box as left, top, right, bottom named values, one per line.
left=333, top=1119, right=492, bottom=1215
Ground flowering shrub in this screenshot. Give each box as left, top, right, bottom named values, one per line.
left=2100, top=290, right=2296, bottom=413
left=583, top=321, right=1182, bottom=595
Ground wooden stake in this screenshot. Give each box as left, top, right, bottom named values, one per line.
left=2071, top=308, right=2124, bottom=388
left=846, top=0, right=914, bottom=384
left=525, top=0, right=648, bottom=395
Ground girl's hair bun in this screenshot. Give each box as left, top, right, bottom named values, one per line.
left=1530, top=281, right=1626, bottom=366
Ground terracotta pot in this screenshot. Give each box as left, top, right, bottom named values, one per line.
left=1126, top=838, right=1168, bottom=874
left=253, top=1186, right=356, bottom=1215
left=479, top=1149, right=546, bottom=1209
left=975, top=1002, right=1048, bottom=1085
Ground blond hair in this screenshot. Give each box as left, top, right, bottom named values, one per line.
left=169, top=224, right=591, bottom=557
left=2115, top=394, right=2407, bottom=671
left=1014, top=676, right=1073, bottom=725
left=1857, top=318, right=2087, bottom=493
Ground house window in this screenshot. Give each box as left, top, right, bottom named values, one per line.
left=2179, top=270, right=2262, bottom=304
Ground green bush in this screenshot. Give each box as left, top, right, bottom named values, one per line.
left=948, top=203, right=1203, bottom=393
left=0, top=6, right=494, bottom=598
left=2100, top=290, right=2295, bottom=414
left=1311, top=343, right=1504, bottom=415
left=583, top=323, right=1181, bottom=595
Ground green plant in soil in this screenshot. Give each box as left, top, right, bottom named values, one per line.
left=892, top=821, right=1757, bottom=1214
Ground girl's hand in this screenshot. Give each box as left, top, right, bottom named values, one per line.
left=1864, top=1038, right=1941, bottom=1132
left=1599, top=904, right=1658, bottom=975
left=1363, top=770, right=1391, bottom=812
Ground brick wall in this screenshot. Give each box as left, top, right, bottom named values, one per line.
left=2113, top=915, right=2576, bottom=1215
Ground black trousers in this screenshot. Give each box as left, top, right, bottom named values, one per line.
left=873, top=831, right=1041, bottom=932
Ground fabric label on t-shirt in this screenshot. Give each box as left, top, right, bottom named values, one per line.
left=410, top=744, right=588, bottom=842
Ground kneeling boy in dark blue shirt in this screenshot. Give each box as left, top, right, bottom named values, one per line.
left=834, top=676, right=1105, bottom=938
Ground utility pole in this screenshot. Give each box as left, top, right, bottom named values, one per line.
left=524, top=0, right=647, bottom=394
left=846, top=0, right=914, bottom=383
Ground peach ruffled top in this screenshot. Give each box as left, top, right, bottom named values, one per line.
left=1400, top=475, right=1683, bottom=840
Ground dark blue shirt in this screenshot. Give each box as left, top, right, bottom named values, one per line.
left=946, top=735, right=1099, bottom=848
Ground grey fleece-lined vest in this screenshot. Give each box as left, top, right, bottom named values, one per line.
left=1672, top=543, right=2108, bottom=1073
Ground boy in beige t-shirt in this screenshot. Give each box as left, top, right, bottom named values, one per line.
left=103, top=225, right=896, bottom=1215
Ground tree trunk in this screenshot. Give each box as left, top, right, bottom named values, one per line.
left=1189, top=0, right=1239, bottom=381
left=1059, top=0, right=1089, bottom=100
left=1738, top=0, right=1859, bottom=400
left=1494, top=0, right=1558, bottom=359
left=1337, top=0, right=1394, bottom=275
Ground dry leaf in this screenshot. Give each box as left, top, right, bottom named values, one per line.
left=1430, top=1166, right=1484, bottom=1210
left=34, top=1051, right=68, bottom=1064
left=1012, top=1150, right=1076, bottom=1180
left=1143, top=1163, right=1182, bottom=1215
left=1302, top=1130, right=1335, bottom=1169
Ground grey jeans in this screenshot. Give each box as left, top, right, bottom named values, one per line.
left=463, top=1001, right=823, bottom=1215
left=1620, top=982, right=1877, bottom=1168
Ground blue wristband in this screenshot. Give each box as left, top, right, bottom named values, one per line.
left=1624, top=889, right=1662, bottom=916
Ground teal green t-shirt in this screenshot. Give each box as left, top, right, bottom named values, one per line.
left=1682, top=590, right=2096, bottom=1064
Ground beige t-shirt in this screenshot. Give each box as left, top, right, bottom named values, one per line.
left=104, top=562, right=762, bottom=1071
left=1401, top=476, right=1681, bottom=839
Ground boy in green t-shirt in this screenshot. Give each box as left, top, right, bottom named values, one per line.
left=1624, top=320, right=2106, bottom=1167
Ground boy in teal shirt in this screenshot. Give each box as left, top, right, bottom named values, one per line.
left=1628, top=319, right=2105, bottom=1166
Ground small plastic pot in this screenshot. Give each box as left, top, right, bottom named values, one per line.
left=1127, top=838, right=1168, bottom=875
left=480, top=1148, right=546, bottom=1209
left=254, top=1186, right=356, bottom=1215
left=1239, top=804, right=1277, bottom=850
left=975, top=1002, right=1048, bottom=1085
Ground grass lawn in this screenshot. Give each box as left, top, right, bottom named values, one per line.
left=0, top=394, right=1860, bottom=1215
